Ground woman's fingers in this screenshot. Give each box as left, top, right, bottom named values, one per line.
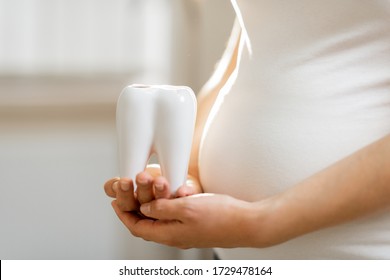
left=176, top=185, right=197, bottom=197
left=105, top=165, right=202, bottom=215
left=153, top=176, right=172, bottom=199
left=136, top=171, right=155, bottom=204
left=115, top=178, right=139, bottom=212
left=176, top=175, right=203, bottom=197
left=104, top=177, right=120, bottom=198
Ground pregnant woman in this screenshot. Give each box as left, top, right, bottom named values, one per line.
left=105, top=0, right=390, bottom=259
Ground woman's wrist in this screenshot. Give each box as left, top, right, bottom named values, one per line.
left=247, top=194, right=298, bottom=248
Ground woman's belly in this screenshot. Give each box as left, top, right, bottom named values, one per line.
left=197, top=0, right=390, bottom=259
left=199, top=0, right=390, bottom=201
left=198, top=51, right=390, bottom=201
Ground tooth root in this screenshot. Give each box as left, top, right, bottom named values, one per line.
left=116, top=85, right=197, bottom=193
left=154, top=88, right=197, bottom=192
left=116, top=87, right=155, bottom=188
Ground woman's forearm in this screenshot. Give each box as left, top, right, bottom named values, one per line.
left=253, top=134, right=390, bottom=247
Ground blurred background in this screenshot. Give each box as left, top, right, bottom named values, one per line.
left=0, top=0, right=235, bottom=259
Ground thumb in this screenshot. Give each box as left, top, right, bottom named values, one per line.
left=140, top=198, right=184, bottom=220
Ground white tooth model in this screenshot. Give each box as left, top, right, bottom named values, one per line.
left=116, top=84, right=197, bottom=193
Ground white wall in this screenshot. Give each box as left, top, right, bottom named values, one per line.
left=170, top=0, right=236, bottom=92
left=0, top=0, right=164, bottom=77
left=0, top=0, right=234, bottom=260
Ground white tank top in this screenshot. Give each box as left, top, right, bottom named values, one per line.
left=199, top=0, right=390, bottom=259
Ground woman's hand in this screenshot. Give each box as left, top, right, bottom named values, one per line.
left=111, top=193, right=263, bottom=249
left=104, top=164, right=203, bottom=212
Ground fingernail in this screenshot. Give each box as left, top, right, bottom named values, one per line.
left=137, top=177, right=148, bottom=185
left=154, top=183, right=164, bottom=192
left=113, top=181, right=119, bottom=192
left=120, top=181, right=130, bottom=191
left=140, top=203, right=151, bottom=215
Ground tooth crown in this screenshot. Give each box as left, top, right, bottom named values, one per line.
left=116, top=84, right=197, bottom=192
